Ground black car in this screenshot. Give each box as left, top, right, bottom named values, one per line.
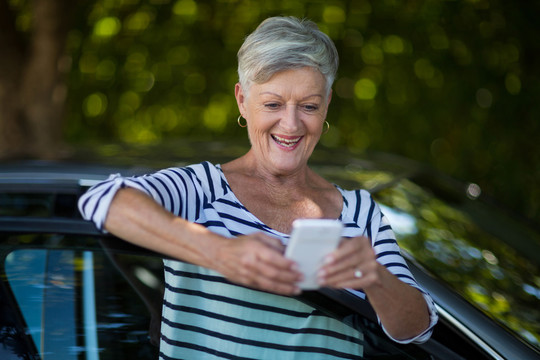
left=1, top=144, right=539, bottom=360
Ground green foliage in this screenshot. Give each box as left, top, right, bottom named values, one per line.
left=61, top=0, right=538, bottom=221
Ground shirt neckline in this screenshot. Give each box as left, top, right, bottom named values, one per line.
left=214, top=163, right=348, bottom=237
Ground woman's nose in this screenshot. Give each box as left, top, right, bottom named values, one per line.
left=280, top=105, right=300, bottom=132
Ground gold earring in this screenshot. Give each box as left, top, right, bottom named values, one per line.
left=237, top=115, right=247, bottom=128
left=322, top=121, right=330, bottom=134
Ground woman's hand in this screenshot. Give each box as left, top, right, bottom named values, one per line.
left=317, top=236, right=431, bottom=340
left=106, top=189, right=302, bottom=296
left=317, top=236, right=380, bottom=289
left=212, top=232, right=303, bottom=296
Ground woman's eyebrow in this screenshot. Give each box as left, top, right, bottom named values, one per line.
left=259, top=91, right=323, bottom=100
left=258, top=91, right=282, bottom=98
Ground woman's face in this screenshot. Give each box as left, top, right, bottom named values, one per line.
left=235, top=67, right=331, bottom=176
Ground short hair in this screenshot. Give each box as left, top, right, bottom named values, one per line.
left=237, top=16, right=339, bottom=96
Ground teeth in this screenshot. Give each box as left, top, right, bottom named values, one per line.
left=272, top=135, right=301, bottom=147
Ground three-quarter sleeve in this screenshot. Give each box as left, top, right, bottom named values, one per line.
left=78, top=174, right=153, bottom=231
left=78, top=166, right=205, bottom=231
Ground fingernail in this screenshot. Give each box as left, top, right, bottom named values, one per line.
left=323, top=255, right=334, bottom=265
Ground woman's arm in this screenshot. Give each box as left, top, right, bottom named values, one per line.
left=104, top=187, right=302, bottom=295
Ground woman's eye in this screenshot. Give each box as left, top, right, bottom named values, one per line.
left=302, top=104, right=319, bottom=112
left=264, top=103, right=280, bottom=109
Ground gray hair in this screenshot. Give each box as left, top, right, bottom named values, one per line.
left=237, top=16, right=339, bottom=96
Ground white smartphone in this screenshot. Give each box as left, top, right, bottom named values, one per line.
left=285, top=219, right=344, bottom=290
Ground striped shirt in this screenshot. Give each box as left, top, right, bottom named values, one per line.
left=79, top=161, right=438, bottom=359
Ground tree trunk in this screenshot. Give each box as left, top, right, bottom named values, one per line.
left=0, top=0, right=26, bottom=158
left=0, top=0, right=74, bottom=159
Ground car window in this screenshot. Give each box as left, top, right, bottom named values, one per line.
left=374, top=177, right=540, bottom=351
left=0, top=192, right=79, bottom=218
left=0, top=193, right=54, bottom=217
left=2, top=237, right=163, bottom=360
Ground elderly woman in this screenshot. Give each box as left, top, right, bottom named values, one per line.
left=79, top=16, right=437, bottom=359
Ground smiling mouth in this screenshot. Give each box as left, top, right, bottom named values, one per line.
left=271, top=135, right=302, bottom=148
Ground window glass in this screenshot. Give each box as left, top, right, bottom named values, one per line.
left=5, top=250, right=49, bottom=353
left=0, top=193, right=78, bottom=218
left=375, top=179, right=540, bottom=350
left=4, top=246, right=163, bottom=360
left=0, top=194, right=53, bottom=217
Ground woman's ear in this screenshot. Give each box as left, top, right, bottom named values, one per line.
left=323, top=89, right=333, bottom=118
left=235, top=83, right=246, bottom=115
left=327, top=89, right=333, bottom=106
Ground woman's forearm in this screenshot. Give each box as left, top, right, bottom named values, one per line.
left=105, top=187, right=223, bottom=268
left=317, top=236, right=432, bottom=341
left=364, top=265, right=431, bottom=341
left=104, top=187, right=302, bottom=295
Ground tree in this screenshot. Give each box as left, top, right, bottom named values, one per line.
left=1, top=0, right=538, bottom=222
left=0, top=0, right=75, bottom=159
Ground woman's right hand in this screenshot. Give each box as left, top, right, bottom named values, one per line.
left=104, top=189, right=302, bottom=295
left=211, top=232, right=303, bottom=296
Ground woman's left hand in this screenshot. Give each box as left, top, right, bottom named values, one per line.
left=317, top=236, right=432, bottom=340
left=317, top=236, right=380, bottom=290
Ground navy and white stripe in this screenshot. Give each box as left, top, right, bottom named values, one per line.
left=79, top=161, right=437, bottom=359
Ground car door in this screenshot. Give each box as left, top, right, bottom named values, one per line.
left=0, top=230, right=497, bottom=360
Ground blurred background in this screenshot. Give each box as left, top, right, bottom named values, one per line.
left=0, top=0, right=538, bottom=223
